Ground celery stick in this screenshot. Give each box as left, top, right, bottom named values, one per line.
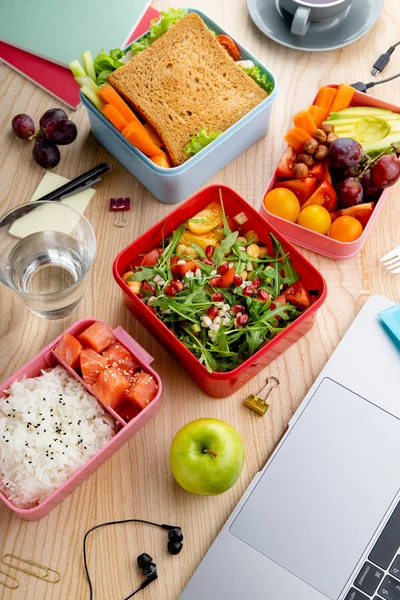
left=81, top=50, right=96, bottom=83
left=69, top=59, right=86, bottom=79
left=81, top=85, right=103, bottom=110
left=74, top=76, right=98, bottom=93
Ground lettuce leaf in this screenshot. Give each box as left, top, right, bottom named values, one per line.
left=184, top=127, right=222, bottom=157
left=130, top=8, right=188, bottom=55
left=93, top=50, right=125, bottom=84
left=240, top=65, right=274, bottom=94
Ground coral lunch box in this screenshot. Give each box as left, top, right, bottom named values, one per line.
left=0, top=319, right=162, bottom=520
left=260, top=86, right=399, bottom=259
left=81, top=9, right=277, bottom=204
left=113, top=184, right=327, bottom=398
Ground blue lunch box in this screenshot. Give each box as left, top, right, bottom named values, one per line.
left=81, top=9, right=278, bottom=204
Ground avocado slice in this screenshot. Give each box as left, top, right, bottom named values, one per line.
left=362, top=133, right=400, bottom=157
left=327, top=106, right=397, bottom=120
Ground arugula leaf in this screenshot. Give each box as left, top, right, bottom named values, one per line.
left=190, top=244, right=206, bottom=259
left=212, top=231, right=238, bottom=266
left=239, top=65, right=274, bottom=94
left=219, top=188, right=232, bottom=235
left=128, top=267, right=155, bottom=282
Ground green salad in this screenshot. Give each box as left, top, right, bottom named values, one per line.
left=123, top=193, right=313, bottom=373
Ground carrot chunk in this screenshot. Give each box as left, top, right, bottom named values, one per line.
left=77, top=322, right=117, bottom=353
left=329, top=83, right=356, bottom=113
left=284, top=127, right=313, bottom=153
left=101, top=104, right=128, bottom=133
left=143, top=124, right=163, bottom=148
left=293, top=110, right=317, bottom=136
left=122, top=122, right=165, bottom=157
left=150, top=154, right=172, bottom=168
left=54, top=333, right=82, bottom=370
left=97, top=84, right=139, bottom=124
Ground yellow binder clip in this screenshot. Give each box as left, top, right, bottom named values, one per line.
left=244, top=376, right=280, bottom=416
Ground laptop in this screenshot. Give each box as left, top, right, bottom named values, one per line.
left=180, top=295, right=400, bottom=600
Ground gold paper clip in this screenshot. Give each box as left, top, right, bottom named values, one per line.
left=244, top=376, right=280, bottom=416
left=2, top=554, right=61, bottom=584
left=0, top=569, right=19, bottom=590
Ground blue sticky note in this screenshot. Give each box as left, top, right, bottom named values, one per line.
left=379, top=305, right=400, bottom=349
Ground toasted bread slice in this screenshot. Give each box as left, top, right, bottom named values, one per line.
left=108, top=13, right=268, bottom=166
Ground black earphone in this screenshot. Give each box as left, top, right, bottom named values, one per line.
left=83, top=519, right=184, bottom=599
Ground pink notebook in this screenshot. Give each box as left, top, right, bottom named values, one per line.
left=0, top=6, right=159, bottom=110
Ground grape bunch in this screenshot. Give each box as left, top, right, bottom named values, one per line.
left=328, top=137, right=400, bottom=208
left=11, top=108, right=77, bottom=169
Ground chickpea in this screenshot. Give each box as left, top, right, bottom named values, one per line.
left=245, top=230, right=259, bottom=243
left=246, top=244, right=260, bottom=259
left=240, top=270, right=248, bottom=281
left=176, top=244, right=187, bottom=256
left=185, top=246, right=199, bottom=258
left=122, top=271, right=134, bottom=282
left=127, top=280, right=142, bottom=295
left=258, top=246, right=268, bottom=259
left=237, top=236, right=247, bottom=244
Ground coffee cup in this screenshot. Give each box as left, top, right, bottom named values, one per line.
left=279, top=0, right=353, bottom=36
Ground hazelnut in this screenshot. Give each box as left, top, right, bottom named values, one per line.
left=314, top=144, right=329, bottom=161
left=303, top=138, right=319, bottom=155
left=297, top=153, right=314, bottom=169
left=327, top=133, right=339, bottom=146
left=322, top=123, right=335, bottom=135
left=314, top=129, right=327, bottom=144
left=293, top=163, right=309, bottom=178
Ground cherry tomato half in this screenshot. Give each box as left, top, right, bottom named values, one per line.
left=216, top=34, right=241, bottom=61
left=141, top=248, right=163, bottom=266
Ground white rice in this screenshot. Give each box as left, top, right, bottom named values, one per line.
left=0, top=365, right=115, bottom=509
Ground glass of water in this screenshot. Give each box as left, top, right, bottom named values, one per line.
left=0, top=201, right=96, bottom=319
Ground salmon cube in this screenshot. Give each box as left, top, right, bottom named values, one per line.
left=102, top=343, right=139, bottom=378
left=125, top=371, right=158, bottom=411
left=92, top=367, right=130, bottom=409
left=77, top=322, right=116, bottom=353
left=116, top=399, right=141, bottom=423
left=54, top=333, right=82, bottom=370
left=80, top=348, right=109, bottom=386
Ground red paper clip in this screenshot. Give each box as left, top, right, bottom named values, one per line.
left=110, top=197, right=131, bottom=227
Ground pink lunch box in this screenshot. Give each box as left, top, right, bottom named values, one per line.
left=260, top=85, right=399, bottom=259
left=0, top=318, right=162, bottom=521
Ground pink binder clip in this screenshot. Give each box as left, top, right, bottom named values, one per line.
left=110, top=197, right=131, bottom=228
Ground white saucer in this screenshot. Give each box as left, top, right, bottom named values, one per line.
left=247, top=0, right=384, bottom=52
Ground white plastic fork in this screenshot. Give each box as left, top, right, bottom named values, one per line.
left=380, top=245, right=400, bottom=274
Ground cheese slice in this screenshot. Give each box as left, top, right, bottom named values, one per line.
left=9, top=172, right=95, bottom=239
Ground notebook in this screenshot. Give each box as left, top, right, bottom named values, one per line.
left=0, top=0, right=152, bottom=67
left=0, top=6, right=159, bottom=109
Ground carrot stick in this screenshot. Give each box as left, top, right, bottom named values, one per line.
left=144, top=124, right=163, bottom=148
left=293, top=110, right=317, bottom=136
left=97, top=84, right=140, bottom=125
left=284, top=127, right=313, bottom=154
left=101, top=104, right=128, bottom=133
left=315, top=86, right=336, bottom=113
left=330, top=83, right=356, bottom=113
left=308, top=105, right=326, bottom=128
left=150, top=154, right=172, bottom=168
left=122, top=122, right=165, bottom=157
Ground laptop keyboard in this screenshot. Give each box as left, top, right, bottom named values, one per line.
left=345, top=500, right=400, bottom=600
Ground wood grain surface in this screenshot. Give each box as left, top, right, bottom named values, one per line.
left=0, top=1, right=399, bottom=598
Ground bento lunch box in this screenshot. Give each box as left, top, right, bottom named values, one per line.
left=81, top=9, right=277, bottom=204
left=0, top=319, right=162, bottom=520
left=260, top=86, right=399, bottom=260
left=113, top=184, right=327, bottom=398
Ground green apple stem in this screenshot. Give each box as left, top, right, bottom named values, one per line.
left=202, top=448, right=218, bottom=457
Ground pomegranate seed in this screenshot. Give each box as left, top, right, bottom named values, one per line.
left=142, top=281, right=156, bottom=295
left=210, top=276, right=223, bottom=287
left=252, top=276, right=261, bottom=288
left=203, top=258, right=215, bottom=266
left=233, top=274, right=243, bottom=286
left=242, top=286, right=255, bottom=297
left=232, top=303, right=246, bottom=315
left=205, top=245, right=214, bottom=258
left=165, top=284, right=176, bottom=296
left=171, top=279, right=184, bottom=292
left=257, top=289, right=270, bottom=302
left=212, top=292, right=225, bottom=302
left=147, top=305, right=156, bottom=314
left=217, top=262, right=229, bottom=275
left=208, top=306, right=219, bottom=319
left=236, top=314, right=249, bottom=327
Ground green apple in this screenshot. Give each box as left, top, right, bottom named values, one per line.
left=170, top=418, right=245, bottom=495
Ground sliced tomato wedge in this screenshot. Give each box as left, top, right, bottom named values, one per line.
left=282, top=281, right=311, bottom=310
left=276, top=178, right=316, bottom=206
left=220, top=266, right=235, bottom=288
left=323, top=161, right=332, bottom=185
left=276, top=147, right=297, bottom=179
left=141, top=248, right=163, bottom=266
left=216, top=34, right=241, bottom=61
left=302, top=180, right=337, bottom=212
left=309, top=162, right=325, bottom=181
left=171, top=257, right=198, bottom=277
left=330, top=202, right=374, bottom=228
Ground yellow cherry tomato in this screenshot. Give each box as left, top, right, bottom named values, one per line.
left=263, top=188, right=300, bottom=223
left=297, top=205, right=331, bottom=235
left=329, top=216, right=363, bottom=242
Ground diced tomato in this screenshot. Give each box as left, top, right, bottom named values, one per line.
left=330, top=202, right=374, bottom=229
left=282, top=281, right=311, bottom=310
left=125, top=371, right=158, bottom=411
left=80, top=348, right=108, bottom=386
left=102, top=343, right=139, bottom=381
left=276, top=147, right=297, bottom=179
left=302, top=180, right=337, bottom=212
left=141, top=248, right=163, bottom=266
left=227, top=216, right=236, bottom=231
left=92, top=367, right=130, bottom=410
left=171, top=257, right=198, bottom=277
left=116, top=399, right=141, bottom=422
left=323, top=161, right=332, bottom=185
left=77, top=322, right=117, bottom=353
left=309, top=162, right=325, bottom=181
left=216, top=34, right=241, bottom=61
left=270, top=295, right=287, bottom=320
left=219, top=266, right=235, bottom=288
left=276, top=178, right=316, bottom=206
left=54, top=333, right=82, bottom=370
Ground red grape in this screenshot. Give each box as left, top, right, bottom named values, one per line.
left=45, top=119, right=77, bottom=145
left=32, top=141, right=60, bottom=168
left=328, top=138, right=363, bottom=169
left=361, top=169, right=381, bottom=199
left=12, top=114, right=35, bottom=140
left=336, top=177, right=363, bottom=208
left=371, top=155, right=400, bottom=189
left=39, top=108, right=68, bottom=129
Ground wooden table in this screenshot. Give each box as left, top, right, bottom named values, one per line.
left=0, top=1, right=399, bottom=598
